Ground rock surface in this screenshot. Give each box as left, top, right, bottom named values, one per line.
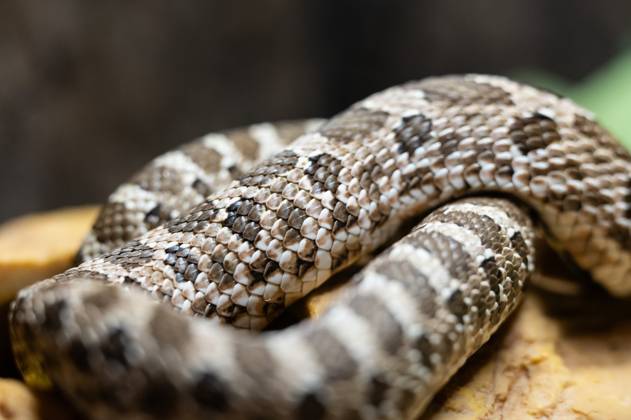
left=0, top=206, right=98, bottom=303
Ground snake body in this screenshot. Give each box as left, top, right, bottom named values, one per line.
left=77, top=120, right=324, bottom=261
left=9, top=75, right=631, bottom=419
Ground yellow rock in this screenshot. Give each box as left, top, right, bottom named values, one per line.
left=2, top=206, right=631, bottom=419
left=0, top=378, right=41, bottom=420
left=0, top=206, right=99, bottom=303
left=0, top=378, right=76, bottom=420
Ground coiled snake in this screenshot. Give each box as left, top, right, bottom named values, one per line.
left=9, top=75, right=631, bottom=419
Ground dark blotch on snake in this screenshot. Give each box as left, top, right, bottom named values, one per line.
left=239, top=150, right=298, bottom=186
left=447, top=290, right=467, bottom=320
left=509, top=113, right=561, bottom=155
left=368, top=375, right=389, bottom=407
left=84, top=286, right=120, bottom=311
left=180, top=142, right=223, bottom=173
left=412, top=229, right=478, bottom=290
left=192, top=372, right=230, bottom=412
left=305, top=327, right=357, bottom=381
left=164, top=253, right=176, bottom=266
left=67, top=338, right=90, bottom=372
left=510, top=231, right=530, bottom=268
left=42, top=299, right=67, bottom=332
left=349, top=294, right=403, bottom=355
left=192, top=178, right=212, bottom=197
left=139, top=376, right=178, bottom=417
left=481, top=257, right=502, bottom=296
left=397, top=389, right=416, bottom=416
left=433, top=210, right=503, bottom=255
left=111, top=243, right=156, bottom=269
left=410, top=77, right=514, bottom=106
left=61, top=268, right=109, bottom=283
left=319, top=107, right=389, bottom=144
left=370, top=258, right=438, bottom=317
left=144, top=204, right=163, bottom=228
left=295, top=392, right=326, bottom=420
left=304, top=153, right=343, bottom=193
left=608, top=223, right=631, bottom=250
left=102, top=328, right=131, bottom=367
left=394, top=113, right=433, bottom=155
left=415, top=334, right=453, bottom=369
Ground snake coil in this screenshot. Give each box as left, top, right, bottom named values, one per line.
left=10, top=75, right=631, bottom=419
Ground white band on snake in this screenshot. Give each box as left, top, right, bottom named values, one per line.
left=9, top=75, right=631, bottom=419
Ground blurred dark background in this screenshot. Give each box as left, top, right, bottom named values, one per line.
left=1, top=0, right=630, bottom=221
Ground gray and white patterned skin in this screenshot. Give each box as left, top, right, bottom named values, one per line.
left=78, top=120, right=324, bottom=261
left=9, top=74, right=631, bottom=419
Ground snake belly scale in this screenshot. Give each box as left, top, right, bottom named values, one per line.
left=9, top=75, right=631, bottom=419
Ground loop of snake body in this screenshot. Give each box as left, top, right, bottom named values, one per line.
left=9, top=75, right=631, bottom=419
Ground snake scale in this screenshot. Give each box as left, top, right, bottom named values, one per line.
left=9, top=75, right=631, bottom=419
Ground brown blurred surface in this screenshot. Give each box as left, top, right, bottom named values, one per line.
left=3, top=207, right=631, bottom=419
left=2, top=1, right=631, bottom=221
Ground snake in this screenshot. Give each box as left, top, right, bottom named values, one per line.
left=9, top=74, right=631, bottom=419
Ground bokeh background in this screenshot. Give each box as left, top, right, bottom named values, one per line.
left=1, top=0, right=631, bottom=221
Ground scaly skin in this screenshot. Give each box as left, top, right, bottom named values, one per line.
left=10, top=74, right=631, bottom=419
